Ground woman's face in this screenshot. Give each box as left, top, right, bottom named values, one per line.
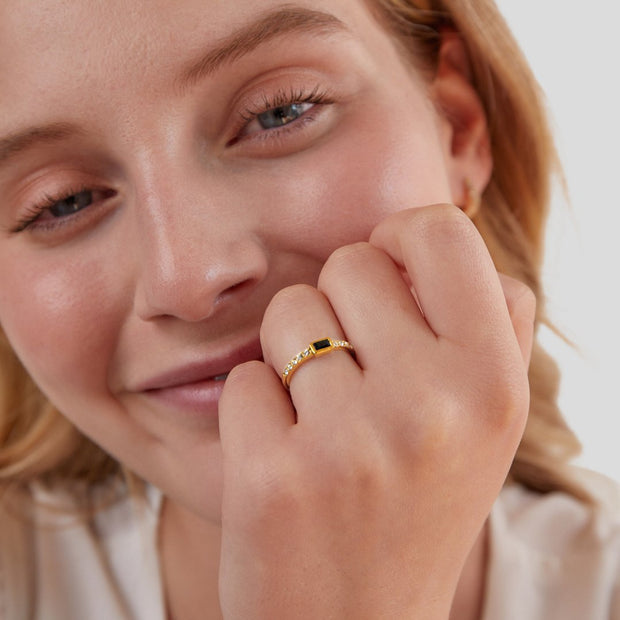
left=0, top=0, right=472, bottom=518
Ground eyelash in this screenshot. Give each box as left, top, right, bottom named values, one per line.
left=13, top=86, right=332, bottom=233
left=12, top=185, right=111, bottom=234
left=233, top=85, right=333, bottom=143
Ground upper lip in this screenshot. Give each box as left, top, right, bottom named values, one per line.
left=133, top=338, right=263, bottom=392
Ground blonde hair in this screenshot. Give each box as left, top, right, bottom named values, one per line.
left=373, top=0, right=590, bottom=500
left=0, top=0, right=590, bottom=503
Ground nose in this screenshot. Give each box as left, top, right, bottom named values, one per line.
left=132, top=171, right=269, bottom=323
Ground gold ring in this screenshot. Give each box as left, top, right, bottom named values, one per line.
left=281, top=337, right=355, bottom=389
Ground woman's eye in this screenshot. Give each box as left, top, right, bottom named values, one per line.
left=48, top=190, right=94, bottom=217
left=235, top=87, right=333, bottom=144
left=12, top=186, right=116, bottom=234
left=255, top=102, right=314, bottom=130
left=231, top=86, right=333, bottom=146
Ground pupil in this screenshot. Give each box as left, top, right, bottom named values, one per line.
left=258, top=103, right=305, bottom=129
left=51, top=190, right=92, bottom=217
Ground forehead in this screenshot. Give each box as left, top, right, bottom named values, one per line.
left=0, top=0, right=398, bottom=142
left=0, top=0, right=382, bottom=115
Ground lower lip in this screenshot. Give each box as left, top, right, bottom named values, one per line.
left=143, top=378, right=226, bottom=418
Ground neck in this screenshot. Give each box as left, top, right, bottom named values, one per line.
left=159, top=498, right=223, bottom=620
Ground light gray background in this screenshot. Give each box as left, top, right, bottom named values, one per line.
left=496, top=1, right=619, bottom=482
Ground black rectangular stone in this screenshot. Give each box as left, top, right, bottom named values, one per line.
left=312, top=339, right=331, bottom=351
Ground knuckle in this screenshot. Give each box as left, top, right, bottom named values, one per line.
left=219, top=361, right=265, bottom=417
left=307, top=433, right=387, bottom=496
left=414, top=204, right=478, bottom=247
left=225, top=359, right=263, bottom=386
left=395, top=397, right=456, bottom=457
left=319, top=242, right=375, bottom=282
left=261, top=283, right=317, bottom=332
left=479, top=366, right=530, bottom=434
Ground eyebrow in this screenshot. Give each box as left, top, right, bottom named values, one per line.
left=178, top=6, right=350, bottom=88
left=0, top=122, right=87, bottom=167
left=0, top=7, right=349, bottom=168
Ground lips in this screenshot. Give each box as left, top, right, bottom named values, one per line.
left=132, top=338, right=263, bottom=418
left=135, top=338, right=263, bottom=392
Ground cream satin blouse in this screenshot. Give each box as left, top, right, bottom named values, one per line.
left=1, top=472, right=619, bottom=619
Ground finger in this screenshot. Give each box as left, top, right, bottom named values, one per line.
left=497, top=273, right=536, bottom=367
left=219, top=360, right=294, bottom=456
left=317, top=241, right=436, bottom=371
left=369, top=205, right=514, bottom=349
left=260, top=284, right=362, bottom=418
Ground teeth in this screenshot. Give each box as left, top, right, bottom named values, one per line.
left=213, top=373, right=229, bottom=382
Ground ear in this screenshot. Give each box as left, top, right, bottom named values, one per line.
left=430, top=33, right=493, bottom=215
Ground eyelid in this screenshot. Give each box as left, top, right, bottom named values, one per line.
left=12, top=185, right=118, bottom=236
left=242, top=88, right=330, bottom=131
left=239, top=84, right=332, bottom=120
left=225, top=82, right=335, bottom=151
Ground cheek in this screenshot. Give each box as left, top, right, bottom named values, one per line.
left=0, top=252, right=122, bottom=412
left=253, top=106, right=452, bottom=256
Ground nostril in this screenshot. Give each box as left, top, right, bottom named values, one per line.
left=135, top=235, right=269, bottom=322
left=214, top=277, right=258, bottom=307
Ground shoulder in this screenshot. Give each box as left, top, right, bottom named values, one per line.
left=484, top=472, right=620, bottom=619
left=0, top=481, right=165, bottom=619
left=0, top=487, right=37, bottom=619
left=495, top=470, right=620, bottom=554
left=492, top=469, right=620, bottom=568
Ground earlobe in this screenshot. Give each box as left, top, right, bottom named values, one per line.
left=431, top=33, right=493, bottom=212
left=462, top=178, right=481, bottom=218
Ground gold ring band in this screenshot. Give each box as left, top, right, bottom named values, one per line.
left=281, top=337, right=355, bottom=389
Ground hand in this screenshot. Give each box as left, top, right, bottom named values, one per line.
left=218, top=205, right=535, bottom=619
